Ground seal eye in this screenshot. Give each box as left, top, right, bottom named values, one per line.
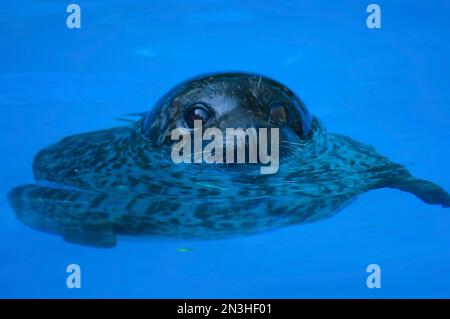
left=269, top=103, right=288, bottom=124
left=185, top=105, right=209, bottom=129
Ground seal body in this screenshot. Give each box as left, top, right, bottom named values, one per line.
left=8, top=72, right=450, bottom=247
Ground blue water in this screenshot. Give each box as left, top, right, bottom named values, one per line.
left=1, top=0, right=449, bottom=298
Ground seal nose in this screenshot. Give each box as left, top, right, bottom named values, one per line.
left=220, top=125, right=280, bottom=164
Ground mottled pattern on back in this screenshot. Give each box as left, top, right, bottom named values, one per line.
left=8, top=72, right=450, bottom=247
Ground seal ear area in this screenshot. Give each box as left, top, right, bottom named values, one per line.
left=280, top=97, right=314, bottom=139
left=289, top=107, right=314, bottom=139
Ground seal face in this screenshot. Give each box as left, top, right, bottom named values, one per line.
left=8, top=72, right=450, bottom=247
left=141, top=73, right=313, bottom=157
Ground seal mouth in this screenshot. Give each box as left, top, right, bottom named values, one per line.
left=166, top=121, right=305, bottom=175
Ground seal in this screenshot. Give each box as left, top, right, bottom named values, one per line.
left=8, top=72, right=450, bottom=247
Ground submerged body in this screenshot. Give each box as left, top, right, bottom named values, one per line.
left=9, top=72, right=450, bottom=247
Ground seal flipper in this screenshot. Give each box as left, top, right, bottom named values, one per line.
left=62, top=227, right=117, bottom=248
left=8, top=184, right=118, bottom=247
left=372, top=163, right=450, bottom=208
left=336, top=134, right=450, bottom=208
left=386, top=175, right=450, bottom=208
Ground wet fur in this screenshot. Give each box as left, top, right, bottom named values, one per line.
left=8, top=73, right=450, bottom=247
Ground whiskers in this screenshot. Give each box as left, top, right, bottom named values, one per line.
left=267, top=108, right=273, bottom=126
left=280, top=140, right=305, bottom=147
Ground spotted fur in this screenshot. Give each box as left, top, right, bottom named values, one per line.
left=8, top=72, right=450, bottom=247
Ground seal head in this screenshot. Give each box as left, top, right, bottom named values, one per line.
left=141, top=72, right=314, bottom=158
